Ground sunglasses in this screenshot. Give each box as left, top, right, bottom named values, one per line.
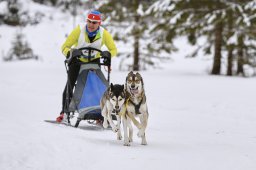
left=87, top=20, right=99, bottom=24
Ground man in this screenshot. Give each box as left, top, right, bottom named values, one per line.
left=56, top=10, right=117, bottom=122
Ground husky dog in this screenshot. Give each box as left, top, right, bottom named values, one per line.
left=100, top=83, right=126, bottom=140
left=123, top=71, right=149, bottom=146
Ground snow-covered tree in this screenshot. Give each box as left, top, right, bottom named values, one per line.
left=4, top=28, right=38, bottom=61
left=32, top=0, right=58, bottom=6
left=3, top=0, right=20, bottom=26
left=148, top=0, right=256, bottom=76
left=99, top=0, right=162, bottom=71
left=0, top=0, right=45, bottom=26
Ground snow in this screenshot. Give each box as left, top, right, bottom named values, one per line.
left=1, top=2, right=256, bottom=170
left=137, top=4, right=144, bottom=16
left=0, top=1, right=8, bottom=15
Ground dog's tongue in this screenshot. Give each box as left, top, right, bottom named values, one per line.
left=131, top=89, right=138, bottom=94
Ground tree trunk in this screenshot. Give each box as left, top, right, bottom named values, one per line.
left=236, top=36, right=244, bottom=76
left=226, top=10, right=234, bottom=76
left=227, top=46, right=233, bottom=76
left=211, top=20, right=223, bottom=75
left=133, top=37, right=139, bottom=71
left=133, top=14, right=140, bottom=71
left=236, top=51, right=244, bottom=76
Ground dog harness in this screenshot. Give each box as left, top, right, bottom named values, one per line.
left=127, top=97, right=143, bottom=115
left=116, top=97, right=142, bottom=130
left=114, top=96, right=143, bottom=118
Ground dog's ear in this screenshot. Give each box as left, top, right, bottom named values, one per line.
left=141, top=77, right=144, bottom=86
left=125, top=73, right=129, bottom=84
left=128, top=71, right=134, bottom=78
left=110, top=83, right=114, bottom=91
left=121, top=84, right=124, bottom=90
left=126, top=71, right=132, bottom=80
left=124, top=81, right=127, bottom=92
left=136, top=72, right=144, bottom=86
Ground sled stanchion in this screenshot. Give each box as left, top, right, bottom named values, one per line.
left=75, top=118, right=81, bottom=128
left=107, top=66, right=111, bottom=83
left=64, top=61, right=73, bottom=114
left=107, top=57, right=111, bottom=83
left=67, top=113, right=70, bottom=124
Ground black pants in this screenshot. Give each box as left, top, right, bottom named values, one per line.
left=61, top=61, right=81, bottom=113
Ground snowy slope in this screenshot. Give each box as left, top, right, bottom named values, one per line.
left=1, top=2, right=256, bottom=170
left=1, top=57, right=256, bottom=170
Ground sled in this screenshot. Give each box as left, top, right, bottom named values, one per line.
left=63, top=47, right=112, bottom=128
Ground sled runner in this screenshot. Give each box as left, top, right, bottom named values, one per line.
left=62, top=47, right=111, bottom=128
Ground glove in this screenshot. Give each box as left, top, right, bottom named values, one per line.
left=71, top=49, right=82, bottom=58
left=101, top=51, right=111, bottom=59
left=101, top=51, right=111, bottom=66
left=65, top=49, right=82, bottom=65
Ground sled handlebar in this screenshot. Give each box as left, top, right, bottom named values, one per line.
left=78, top=46, right=102, bottom=56
left=65, top=47, right=111, bottom=66
left=64, top=47, right=111, bottom=83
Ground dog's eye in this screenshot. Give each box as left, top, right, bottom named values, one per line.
left=118, top=98, right=123, bottom=101
left=135, top=80, right=140, bottom=84
left=111, top=98, right=116, bottom=101
left=128, top=80, right=132, bottom=84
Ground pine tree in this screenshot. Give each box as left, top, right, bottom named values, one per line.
left=148, top=0, right=256, bottom=76
left=4, top=29, right=38, bottom=61
left=1, top=0, right=46, bottom=26
left=4, top=0, right=20, bottom=26
left=99, top=0, right=157, bottom=71
left=232, top=1, right=256, bottom=76
left=32, top=0, right=58, bottom=6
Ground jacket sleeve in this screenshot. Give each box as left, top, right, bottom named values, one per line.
left=61, top=26, right=81, bottom=57
left=103, top=29, right=117, bottom=57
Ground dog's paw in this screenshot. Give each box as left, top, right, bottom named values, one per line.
left=141, top=140, right=147, bottom=145
left=123, top=142, right=130, bottom=146
left=117, top=134, right=122, bottom=140
left=112, top=126, right=118, bottom=132
left=117, top=130, right=122, bottom=140
left=141, top=138, right=147, bottom=145
left=103, top=120, right=108, bottom=129
left=123, top=138, right=130, bottom=146
left=137, top=130, right=145, bottom=138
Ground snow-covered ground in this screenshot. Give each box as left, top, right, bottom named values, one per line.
left=1, top=2, right=256, bottom=170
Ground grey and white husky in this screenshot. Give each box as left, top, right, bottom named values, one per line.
left=100, top=83, right=126, bottom=140
left=123, top=71, right=149, bottom=146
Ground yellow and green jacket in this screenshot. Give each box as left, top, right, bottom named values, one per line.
left=61, top=25, right=117, bottom=62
